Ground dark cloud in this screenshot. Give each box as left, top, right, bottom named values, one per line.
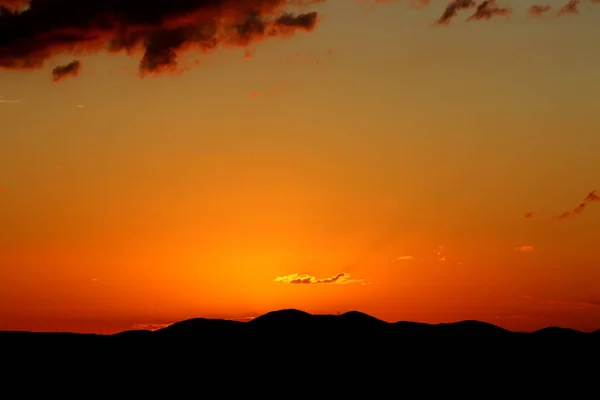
left=436, top=0, right=476, bottom=25
left=52, top=60, right=81, bottom=82
left=558, top=0, right=580, bottom=15
left=466, top=0, right=511, bottom=21
left=0, top=0, right=320, bottom=79
left=583, top=190, right=600, bottom=203
left=553, top=190, right=600, bottom=220
left=528, top=5, right=552, bottom=17
left=0, top=0, right=28, bottom=11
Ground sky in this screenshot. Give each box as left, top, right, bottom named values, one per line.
left=1, top=0, right=599, bottom=334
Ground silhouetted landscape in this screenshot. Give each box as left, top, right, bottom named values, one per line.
left=3, top=309, right=598, bottom=343
left=3, top=308, right=599, bottom=383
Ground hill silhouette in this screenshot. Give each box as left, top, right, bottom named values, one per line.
left=2, top=309, right=596, bottom=341
left=2, top=308, right=598, bottom=385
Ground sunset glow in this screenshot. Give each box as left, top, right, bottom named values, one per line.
left=1, top=0, right=599, bottom=334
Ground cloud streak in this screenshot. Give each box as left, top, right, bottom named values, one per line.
left=466, top=0, right=511, bottom=21
left=528, top=4, right=552, bottom=17
left=558, top=0, right=580, bottom=15
left=131, top=323, right=172, bottom=331
left=516, top=245, right=534, bottom=253
left=554, top=190, right=600, bottom=220
left=52, top=60, right=81, bottom=83
left=274, top=272, right=366, bottom=285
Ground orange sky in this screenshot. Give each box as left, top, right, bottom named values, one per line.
left=1, top=0, right=599, bottom=333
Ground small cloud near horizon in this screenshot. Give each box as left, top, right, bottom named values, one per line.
left=274, top=272, right=368, bottom=285
left=516, top=245, right=534, bottom=253
left=225, top=316, right=256, bottom=322
left=523, top=295, right=600, bottom=309
left=130, top=323, right=172, bottom=331
left=396, top=256, right=415, bottom=261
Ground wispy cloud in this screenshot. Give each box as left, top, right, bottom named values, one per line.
left=466, top=0, right=512, bottom=22
left=516, top=245, right=534, bottom=253
left=584, top=190, right=600, bottom=203
left=52, top=60, right=81, bottom=83
left=131, top=323, right=172, bottom=331
left=274, top=272, right=367, bottom=285
left=0, top=99, right=21, bottom=103
left=558, top=0, right=580, bottom=16
left=396, top=255, right=415, bottom=261
left=547, top=299, right=600, bottom=308
left=553, top=190, right=600, bottom=220
left=520, top=295, right=600, bottom=308
left=434, top=245, right=446, bottom=262
left=225, top=316, right=256, bottom=322
left=528, top=4, right=552, bottom=17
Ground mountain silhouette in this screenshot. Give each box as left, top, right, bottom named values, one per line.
left=2, top=309, right=597, bottom=341
left=2, top=308, right=598, bottom=385
left=532, top=326, right=587, bottom=336
left=154, top=318, right=244, bottom=338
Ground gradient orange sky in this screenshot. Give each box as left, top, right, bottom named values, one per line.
left=1, top=0, right=599, bottom=333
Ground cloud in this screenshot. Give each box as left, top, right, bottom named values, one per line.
left=225, top=316, right=256, bottom=322
left=528, top=4, right=552, bottom=17
left=516, top=245, right=534, bottom=253
left=52, top=60, right=81, bottom=83
left=584, top=190, right=600, bottom=203
left=2, top=1, right=597, bottom=84
left=547, top=299, right=600, bottom=308
left=436, top=0, right=476, bottom=25
left=396, top=255, right=415, bottom=261
left=466, top=0, right=512, bottom=21
left=558, top=0, right=580, bottom=15
left=0, top=0, right=28, bottom=11
left=521, top=295, right=600, bottom=308
left=0, top=0, right=318, bottom=80
left=434, top=245, right=448, bottom=262
left=274, top=272, right=366, bottom=285
left=553, top=190, right=600, bottom=220
left=131, top=323, right=172, bottom=331
left=0, top=0, right=321, bottom=79
left=403, top=0, right=595, bottom=25
left=0, top=99, right=21, bottom=103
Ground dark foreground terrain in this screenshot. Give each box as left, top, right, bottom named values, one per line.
left=3, top=309, right=598, bottom=342
left=1, top=309, right=599, bottom=386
